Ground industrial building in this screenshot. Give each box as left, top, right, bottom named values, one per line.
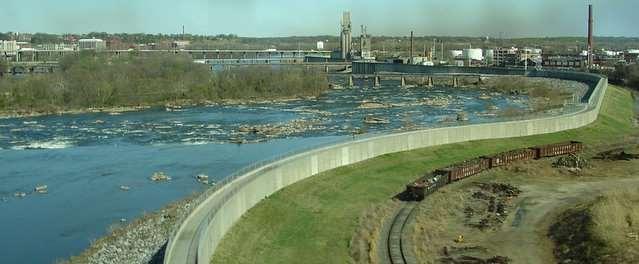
left=356, top=25, right=374, bottom=61
left=542, top=55, right=587, bottom=68
left=36, top=43, right=75, bottom=51
left=518, top=48, right=543, bottom=67
left=78, top=38, right=106, bottom=50
left=490, top=47, right=517, bottom=67
left=171, top=40, right=190, bottom=50
left=485, top=49, right=494, bottom=65
left=449, top=50, right=463, bottom=60
left=625, top=50, right=639, bottom=63
left=1, top=40, right=18, bottom=58
left=449, top=48, right=484, bottom=66
left=339, top=11, right=352, bottom=60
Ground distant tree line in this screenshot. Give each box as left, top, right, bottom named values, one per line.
left=590, top=64, right=639, bottom=90
left=2, top=31, right=637, bottom=55
left=0, top=53, right=328, bottom=115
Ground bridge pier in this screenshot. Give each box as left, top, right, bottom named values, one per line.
left=452, top=77, right=459, bottom=88
left=374, top=75, right=380, bottom=87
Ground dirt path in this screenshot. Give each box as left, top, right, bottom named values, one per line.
left=406, top=153, right=639, bottom=264
left=490, top=178, right=639, bottom=263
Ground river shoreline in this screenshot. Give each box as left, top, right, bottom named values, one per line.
left=0, top=96, right=318, bottom=120
left=61, top=194, right=198, bottom=264
left=1, top=79, right=584, bottom=263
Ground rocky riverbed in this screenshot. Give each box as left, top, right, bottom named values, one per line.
left=0, top=77, right=590, bottom=264
left=62, top=195, right=196, bottom=264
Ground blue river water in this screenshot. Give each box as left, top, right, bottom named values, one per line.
left=0, top=80, right=530, bottom=263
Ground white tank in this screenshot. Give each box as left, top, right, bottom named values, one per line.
left=463, top=48, right=483, bottom=61
left=449, top=50, right=463, bottom=59
left=485, top=49, right=494, bottom=63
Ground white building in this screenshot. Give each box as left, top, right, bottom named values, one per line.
left=0, top=40, right=18, bottom=56
left=519, top=48, right=543, bottom=65
left=316, top=41, right=324, bottom=50
left=603, top=50, right=620, bottom=57
left=463, top=48, right=483, bottom=61
left=484, top=49, right=494, bottom=65
left=78, top=38, right=106, bottom=50
left=37, top=43, right=76, bottom=51
left=449, top=50, right=463, bottom=59
left=171, top=40, right=190, bottom=50
left=410, top=56, right=432, bottom=65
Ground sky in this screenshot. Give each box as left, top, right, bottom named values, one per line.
left=2, top=0, right=638, bottom=37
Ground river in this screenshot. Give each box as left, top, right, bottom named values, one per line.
left=0, top=80, right=532, bottom=263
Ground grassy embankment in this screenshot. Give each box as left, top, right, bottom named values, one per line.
left=590, top=188, right=639, bottom=262
left=212, top=84, right=636, bottom=264
left=551, top=186, right=639, bottom=264
left=0, top=53, right=328, bottom=117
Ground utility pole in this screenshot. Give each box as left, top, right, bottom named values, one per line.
left=440, top=40, right=444, bottom=63
left=587, top=4, right=594, bottom=68
left=432, top=38, right=436, bottom=61
left=467, top=43, right=471, bottom=67
left=409, top=31, right=414, bottom=64
left=423, top=42, right=427, bottom=57
left=524, top=48, right=528, bottom=72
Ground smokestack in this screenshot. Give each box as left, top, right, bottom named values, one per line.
left=410, top=31, right=414, bottom=64
left=182, top=25, right=185, bottom=40
left=587, top=4, right=593, bottom=67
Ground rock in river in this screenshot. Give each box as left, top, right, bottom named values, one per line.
left=150, top=172, right=171, bottom=182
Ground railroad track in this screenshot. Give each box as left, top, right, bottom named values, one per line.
left=387, top=202, right=417, bottom=264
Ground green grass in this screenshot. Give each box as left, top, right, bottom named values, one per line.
left=212, top=85, right=636, bottom=264
left=590, top=187, right=639, bottom=263
left=549, top=184, right=639, bottom=264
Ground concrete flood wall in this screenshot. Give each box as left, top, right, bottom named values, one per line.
left=164, top=64, right=608, bottom=264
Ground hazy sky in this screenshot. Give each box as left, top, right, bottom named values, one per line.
left=2, top=0, right=638, bottom=37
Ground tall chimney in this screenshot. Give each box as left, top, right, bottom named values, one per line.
left=587, top=4, right=593, bottom=67
left=410, top=31, right=414, bottom=64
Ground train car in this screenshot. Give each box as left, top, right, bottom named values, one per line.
left=401, top=140, right=585, bottom=202
left=484, top=148, right=537, bottom=168
left=532, top=141, right=583, bottom=158
left=435, top=158, right=490, bottom=182
left=405, top=173, right=447, bottom=201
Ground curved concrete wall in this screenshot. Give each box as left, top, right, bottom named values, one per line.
left=164, top=66, right=608, bottom=264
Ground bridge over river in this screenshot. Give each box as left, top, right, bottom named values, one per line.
left=5, top=49, right=349, bottom=74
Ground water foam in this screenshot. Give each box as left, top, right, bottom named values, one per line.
left=12, top=138, right=74, bottom=150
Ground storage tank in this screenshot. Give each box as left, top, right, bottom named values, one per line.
left=449, top=50, right=463, bottom=59
left=485, top=49, right=494, bottom=64
left=463, top=48, right=483, bottom=61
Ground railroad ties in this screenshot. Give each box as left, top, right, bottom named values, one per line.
left=388, top=202, right=418, bottom=264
